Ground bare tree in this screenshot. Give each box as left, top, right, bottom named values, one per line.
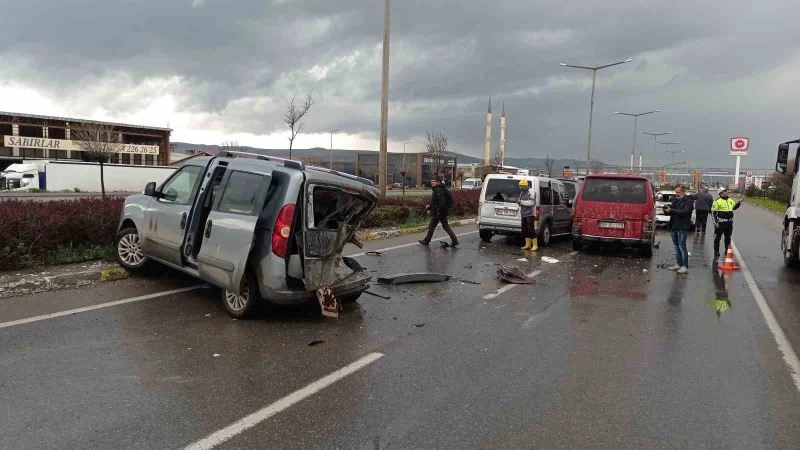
left=71, top=123, right=124, bottom=198
left=284, top=90, right=314, bottom=159
left=221, top=139, right=240, bottom=156
left=544, top=154, right=555, bottom=177
left=425, top=130, right=448, bottom=180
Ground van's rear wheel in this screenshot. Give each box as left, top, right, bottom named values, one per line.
left=572, top=238, right=582, bottom=252
left=222, top=271, right=259, bottom=319
left=538, top=222, right=552, bottom=247
left=479, top=230, right=493, bottom=242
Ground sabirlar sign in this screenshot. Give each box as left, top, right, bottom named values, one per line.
left=3, top=136, right=159, bottom=155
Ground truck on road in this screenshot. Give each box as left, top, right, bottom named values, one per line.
left=775, top=141, right=800, bottom=266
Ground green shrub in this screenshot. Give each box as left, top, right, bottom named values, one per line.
left=361, top=205, right=411, bottom=228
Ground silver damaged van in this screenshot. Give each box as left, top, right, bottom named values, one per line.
left=115, top=153, right=379, bottom=318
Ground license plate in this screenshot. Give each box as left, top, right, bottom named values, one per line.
left=599, top=221, right=625, bottom=229
left=495, top=208, right=517, bottom=217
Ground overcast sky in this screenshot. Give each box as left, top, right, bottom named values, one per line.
left=2, top=0, right=799, bottom=168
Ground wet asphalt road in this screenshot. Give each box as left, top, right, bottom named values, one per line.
left=3, top=202, right=800, bottom=449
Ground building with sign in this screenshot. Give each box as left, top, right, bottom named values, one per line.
left=0, top=111, right=171, bottom=170
left=355, top=151, right=457, bottom=188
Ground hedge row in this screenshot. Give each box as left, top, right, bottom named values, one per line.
left=0, top=188, right=481, bottom=271
left=0, top=198, right=123, bottom=270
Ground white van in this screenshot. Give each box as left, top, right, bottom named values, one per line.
left=462, top=177, right=482, bottom=189
left=477, top=173, right=572, bottom=246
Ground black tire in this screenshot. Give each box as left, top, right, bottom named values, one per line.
left=640, top=243, right=653, bottom=258
left=221, top=270, right=260, bottom=319
left=572, top=238, right=582, bottom=252
left=538, top=221, right=552, bottom=247
left=338, top=291, right=363, bottom=304
left=115, top=227, right=149, bottom=271
left=479, top=230, right=493, bottom=242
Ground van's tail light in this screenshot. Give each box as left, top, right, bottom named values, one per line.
left=535, top=205, right=540, bottom=221
left=272, top=204, right=296, bottom=258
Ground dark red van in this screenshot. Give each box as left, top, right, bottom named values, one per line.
left=571, top=175, right=656, bottom=257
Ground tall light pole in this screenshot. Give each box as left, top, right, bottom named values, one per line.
left=614, top=109, right=660, bottom=172
left=377, top=0, right=391, bottom=198
left=560, top=58, right=633, bottom=167
left=641, top=131, right=673, bottom=173
left=666, top=149, right=684, bottom=166
left=329, top=128, right=341, bottom=169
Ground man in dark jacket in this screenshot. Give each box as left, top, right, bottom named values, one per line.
left=694, top=184, right=713, bottom=233
left=663, top=184, right=694, bottom=274
left=419, top=177, right=459, bottom=247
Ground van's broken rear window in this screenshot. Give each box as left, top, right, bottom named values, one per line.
left=581, top=179, right=647, bottom=204
left=310, top=187, right=371, bottom=230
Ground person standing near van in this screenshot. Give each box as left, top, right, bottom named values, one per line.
left=419, top=177, right=459, bottom=247
left=711, top=188, right=742, bottom=259
left=518, top=179, right=538, bottom=251
left=694, top=184, right=713, bottom=233
left=663, top=184, right=693, bottom=274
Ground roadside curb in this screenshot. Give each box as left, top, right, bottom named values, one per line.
left=356, top=217, right=477, bottom=242
left=0, top=261, right=128, bottom=299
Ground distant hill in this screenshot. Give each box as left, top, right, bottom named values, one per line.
left=171, top=142, right=600, bottom=170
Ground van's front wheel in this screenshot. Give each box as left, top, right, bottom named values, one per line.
left=479, top=230, right=493, bottom=242
left=538, top=222, right=552, bottom=247
left=115, top=227, right=148, bottom=271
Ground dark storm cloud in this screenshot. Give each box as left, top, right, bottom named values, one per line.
left=2, top=0, right=800, bottom=166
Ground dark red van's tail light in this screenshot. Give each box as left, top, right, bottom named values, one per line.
left=272, top=204, right=296, bottom=258
left=535, top=205, right=541, bottom=221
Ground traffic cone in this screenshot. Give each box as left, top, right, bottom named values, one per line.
left=718, top=245, right=740, bottom=271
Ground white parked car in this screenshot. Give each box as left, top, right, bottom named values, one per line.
left=655, top=190, right=696, bottom=230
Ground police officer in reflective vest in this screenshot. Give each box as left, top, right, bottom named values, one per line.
left=711, top=188, right=742, bottom=258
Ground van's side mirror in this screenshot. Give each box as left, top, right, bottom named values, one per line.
left=144, top=182, right=157, bottom=197
left=777, top=143, right=790, bottom=174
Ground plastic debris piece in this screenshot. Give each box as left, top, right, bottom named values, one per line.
left=365, top=251, right=383, bottom=256
left=413, top=323, right=426, bottom=327
left=440, top=241, right=450, bottom=248
left=377, top=273, right=451, bottom=284
left=308, top=340, right=325, bottom=347
left=213, top=354, right=221, bottom=358
left=541, top=256, right=560, bottom=264
left=363, top=290, right=391, bottom=299
left=517, top=257, right=528, bottom=262
left=643, top=269, right=649, bottom=273
left=205, top=314, right=212, bottom=317
left=464, top=263, right=473, bottom=269
left=317, top=286, right=339, bottom=318
left=496, top=265, right=535, bottom=284
left=454, top=278, right=481, bottom=285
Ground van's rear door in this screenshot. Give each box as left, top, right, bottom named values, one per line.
left=197, top=168, right=272, bottom=293
left=302, top=175, right=378, bottom=290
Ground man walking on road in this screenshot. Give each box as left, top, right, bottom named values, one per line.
left=694, top=184, right=713, bottom=233
left=518, top=179, right=538, bottom=251
left=663, top=184, right=694, bottom=274
left=419, top=177, right=459, bottom=247
left=711, top=188, right=743, bottom=259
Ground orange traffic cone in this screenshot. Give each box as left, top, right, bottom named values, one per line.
left=718, top=245, right=740, bottom=271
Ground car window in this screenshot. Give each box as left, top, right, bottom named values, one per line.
left=160, top=165, right=203, bottom=204
left=552, top=184, right=562, bottom=205
left=563, top=182, right=576, bottom=199
left=216, top=171, right=268, bottom=215
left=582, top=179, right=647, bottom=204
left=540, top=183, right=553, bottom=205
left=484, top=178, right=523, bottom=203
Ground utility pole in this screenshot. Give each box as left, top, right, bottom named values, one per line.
left=378, top=0, right=391, bottom=198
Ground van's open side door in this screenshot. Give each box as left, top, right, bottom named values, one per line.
left=196, top=169, right=272, bottom=294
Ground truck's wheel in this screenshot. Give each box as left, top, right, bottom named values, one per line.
left=222, top=271, right=260, bottom=319
left=479, top=230, right=493, bottom=242
left=115, top=227, right=148, bottom=271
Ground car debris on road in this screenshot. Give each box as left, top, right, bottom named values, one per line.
left=377, top=273, right=451, bottom=285
left=496, top=265, right=535, bottom=284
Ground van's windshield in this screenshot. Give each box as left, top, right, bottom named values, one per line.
left=484, top=179, right=523, bottom=203
left=581, top=179, right=647, bottom=204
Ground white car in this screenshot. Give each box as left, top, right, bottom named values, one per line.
left=655, top=190, right=696, bottom=229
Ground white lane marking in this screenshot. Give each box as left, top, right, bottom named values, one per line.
left=185, top=352, right=385, bottom=450
left=0, top=285, right=208, bottom=330
left=483, top=270, right=541, bottom=299
left=732, top=243, right=800, bottom=392
left=347, top=230, right=479, bottom=257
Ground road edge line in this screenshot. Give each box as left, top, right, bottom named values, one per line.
left=0, top=285, right=208, bottom=330
left=184, top=352, right=385, bottom=450
left=732, top=243, right=800, bottom=392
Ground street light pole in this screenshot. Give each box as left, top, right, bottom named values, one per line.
left=402, top=140, right=411, bottom=196
left=378, top=0, right=391, bottom=198
left=614, top=110, right=660, bottom=172
left=561, top=58, right=633, bottom=166
left=329, top=128, right=341, bottom=169
left=641, top=131, right=673, bottom=173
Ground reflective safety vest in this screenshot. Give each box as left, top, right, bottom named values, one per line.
left=711, top=197, right=738, bottom=223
